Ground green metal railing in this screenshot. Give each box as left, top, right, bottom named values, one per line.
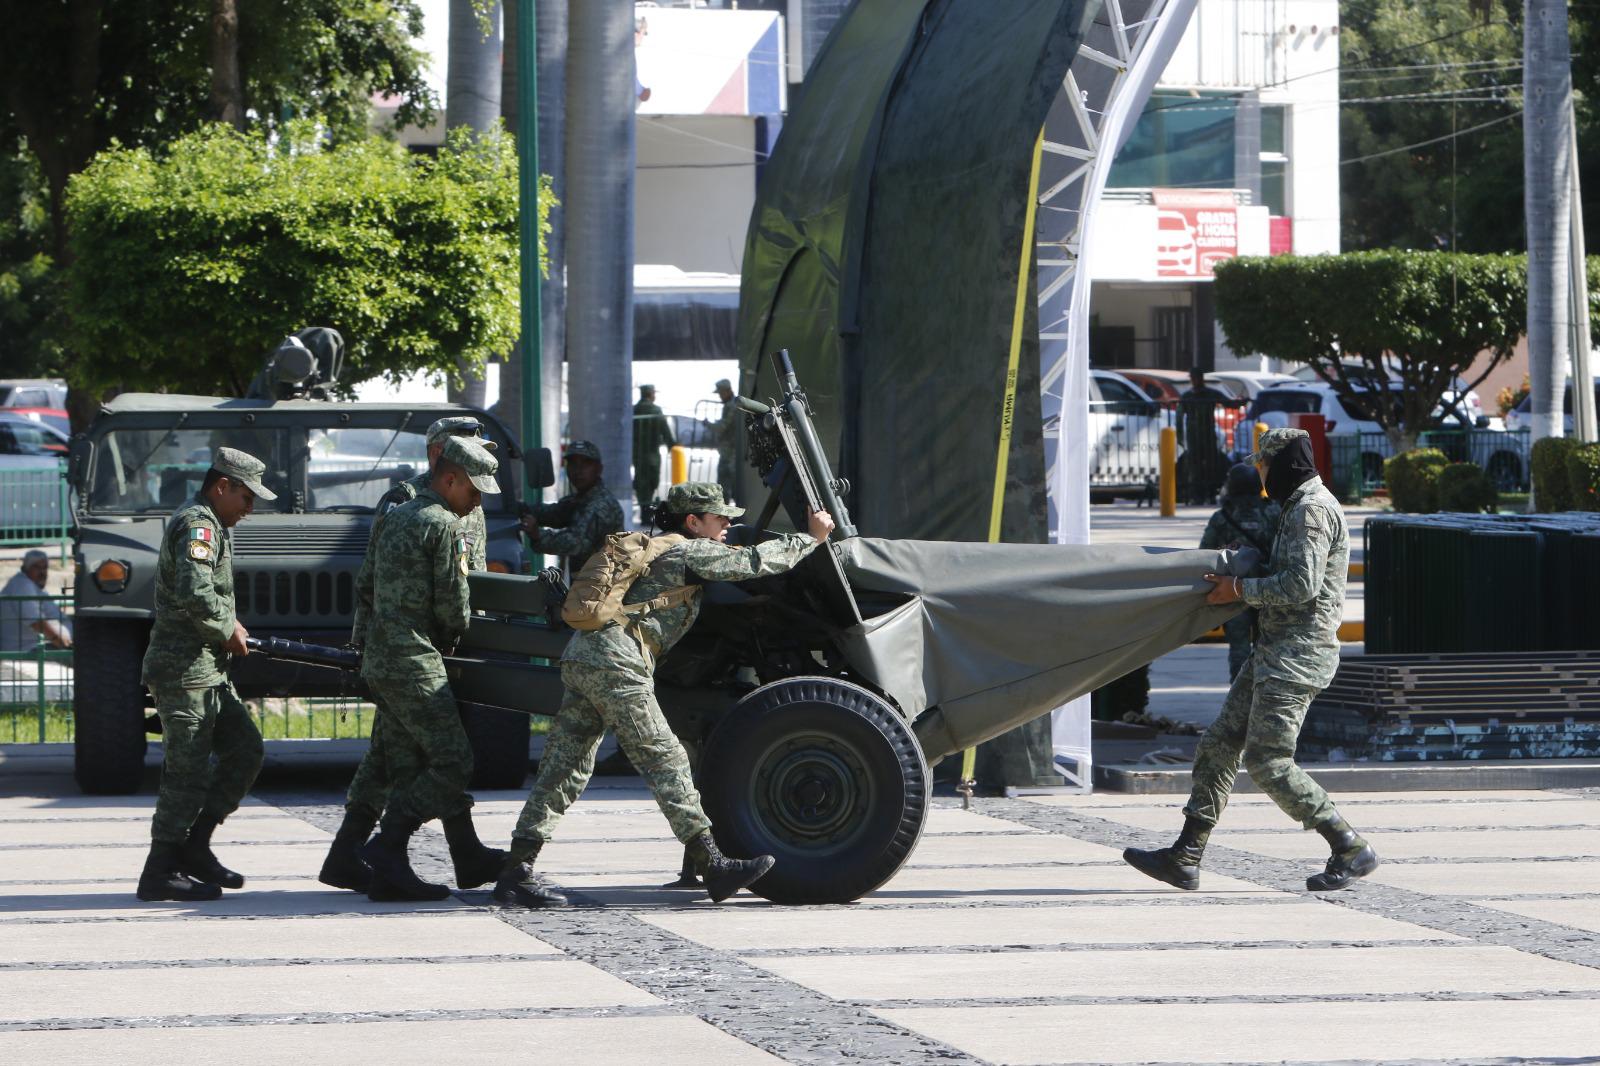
left=1329, top=429, right=1532, bottom=501
left=0, top=590, right=74, bottom=742
left=0, top=462, right=70, bottom=552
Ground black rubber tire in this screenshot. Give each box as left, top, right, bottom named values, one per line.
left=72, top=617, right=151, bottom=795
left=700, top=676, right=929, bottom=905
left=461, top=703, right=529, bottom=790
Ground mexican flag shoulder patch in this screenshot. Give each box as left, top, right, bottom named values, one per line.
left=188, top=525, right=214, bottom=543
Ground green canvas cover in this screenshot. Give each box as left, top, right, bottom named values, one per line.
left=735, top=0, right=1098, bottom=543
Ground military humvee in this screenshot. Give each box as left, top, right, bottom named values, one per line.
left=67, top=330, right=553, bottom=795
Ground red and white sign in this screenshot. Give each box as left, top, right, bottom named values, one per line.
left=1152, top=189, right=1237, bottom=278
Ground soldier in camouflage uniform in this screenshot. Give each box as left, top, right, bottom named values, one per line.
left=136, top=448, right=272, bottom=902
left=520, top=440, right=625, bottom=574
left=1124, top=429, right=1379, bottom=893
left=713, top=379, right=738, bottom=504
left=320, top=416, right=501, bottom=894
left=355, top=436, right=505, bottom=902
left=494, top=483, right=835, bottom=908
left=632, top=385, right=676, bottom=519
left=1200, top=463, right=1282, bottom=680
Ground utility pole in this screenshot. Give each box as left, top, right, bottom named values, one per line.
left=516, top=0, right=543, bottom=490
left=1523, top=0, right=1574, bottom=451
left=1571, top=105, right=1596, bottom=443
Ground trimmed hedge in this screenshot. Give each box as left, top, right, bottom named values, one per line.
left=1531, top=437, right=1581, bottom=511
left=1384, top=448, right=1449, bottom=513
left=1566, top=443, right=1600, bottom=512
left=1435, top=462, right=1498, bottom=513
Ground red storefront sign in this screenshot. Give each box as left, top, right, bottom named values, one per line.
left=1152, top=188, right=1237, bottom=278
left=1270, top=215, right=1294, bottom=255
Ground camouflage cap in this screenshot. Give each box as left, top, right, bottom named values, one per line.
left=639, top=384, right=655, bottom=393
left=714, top=379, right=732, bottom=391
left=426, top=415, right=496, bottom=450
left=440, top=435, right=501, bottom=494
left=564, top=439, right=602, bottom=463
left=667, top=481, right=742, bottom=518
left=211, top=446, right=278, bottom=501
left=1253, top=427, right=1310, bottom=466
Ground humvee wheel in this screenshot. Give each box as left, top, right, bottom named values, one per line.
left=462, top=704, right=529, bottom=790
left=73, top=618, right=151, bottom=795
left=701, top=676, right=928, bottom=904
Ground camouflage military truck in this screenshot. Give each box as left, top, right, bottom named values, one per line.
left=67, top=330, right=552, bottom=795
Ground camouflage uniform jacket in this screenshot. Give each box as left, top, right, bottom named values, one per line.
left=632, top=401, right=675, bottom=466
left=358, top=488, right=472, bottom=683
left=1239, top=477, right=1348, bottom=688
left=1199, top=496, right=1282, bottom=557
left=141, top=495, right=236, bottom=689
left=351, top=472, right=486, bottom=645
left=528, top=481, right=625, bottom=572
left=714, top=400, right=738, bottom=453
left=564, top=533, right=820, bottom=678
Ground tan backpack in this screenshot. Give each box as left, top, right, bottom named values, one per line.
left=560, top=532, right=697, bottom=631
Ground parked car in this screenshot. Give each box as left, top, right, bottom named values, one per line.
left=1, top=408, right=70, bottom=441
left=1503, top=376, right=1600, bottom=434
left=1088, top=369, right=1169, bottom=497
left=0, top=379, right=68, bottom=410
left=0, top=416, right=67, bottom=537
left=1119, top=369, right=1189, bottom=409
left=1207, top=370, right=1299, bottom=402
left=0, top=412, right=69, bottom=456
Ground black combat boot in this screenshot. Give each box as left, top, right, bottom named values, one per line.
left=1122, top=816, right=1211, bottom=891
left=360, top=815, right=451, bottom=902
left=662, top=845, right=702, bottom=889
left=491, top=838, right=568, bottom=908
left=178, top=812, right=244, bottom=890
left=689, top=830, right=775, bottom=904
left=1306, top=815, right=1379, bottom=892
left=137, top=841, right=223, bottom=902
left=318, top=808, right=377, bottom=892
left=441, top=810, right=507, bottom=890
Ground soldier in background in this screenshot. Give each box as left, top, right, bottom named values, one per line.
left=713, top=379, right=738, bottom=504
left=356, top=436, right=505, bottom=901
left=632, top=385, right=676, bottom=520
left=136, top=448, right=270, bottom=902
left=319, top=416, right=499, bottom=894
left=1199, top=463, right=1282, bottom=680
left=1178, top=368, right=1232, bottom=505
left=520, top=440, right=625, bottom=574
left=1123, top=428, right=1379, bottom=895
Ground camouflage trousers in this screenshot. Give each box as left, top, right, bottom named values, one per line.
left=513, top=661, right=711, bottom=846
left=364, top=673, right=474, bottom=826
left=344, top=704, right=391, bottom=823
left=1223, top=613, right=1254, bottom=681
left=1183, top=656, right=1336, bottom=831
left=633, top=459, right=661, bottom=517
left=150, top=682, right=264, bottom=844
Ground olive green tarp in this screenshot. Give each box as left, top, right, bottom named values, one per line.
left=835, top=539, right=1250, bottom=763
left=734, top=0, right=1098, bottom=543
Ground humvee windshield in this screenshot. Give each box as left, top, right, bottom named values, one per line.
left=87, top=426, right=431, bottom=514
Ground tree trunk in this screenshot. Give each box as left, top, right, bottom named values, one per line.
left=536, top=0, right=569, bottom=471
left=1524, top=0, right=1574, bottom=457
left=445, top=0, right=504, bottom=409
left=210, top=0, right=245, bottom=129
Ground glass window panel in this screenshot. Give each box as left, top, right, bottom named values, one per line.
left=1108, top=93, right=1237, bottom=189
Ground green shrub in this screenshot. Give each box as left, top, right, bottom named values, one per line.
left=1434, top=462, right=1498, bottom=513
left=1384, top=448, right=1449, bottom=513
left=1531, top=436, right=1581, bottom=511
left=1565, top=443, right=1600, bottom=512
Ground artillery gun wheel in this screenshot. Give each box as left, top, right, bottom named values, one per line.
left=461, top=704, right=530, bottom=790
left=73, top=618, right=151, bottom=795
left=701, top=676, right=928, bottom=904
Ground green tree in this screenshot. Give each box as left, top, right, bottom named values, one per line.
left=0, top=148, right=61, bottom=377
left=64, top=125, right=552, bottom=398
left=1213, top=251, right=1530, bottom=450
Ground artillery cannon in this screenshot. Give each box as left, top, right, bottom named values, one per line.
left=252, top=350, right=1253, bottom=904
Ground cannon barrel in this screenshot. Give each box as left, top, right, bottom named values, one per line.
left=245, top=636, right=361, bottom=671
left=769, top=349, right=858, bottom=539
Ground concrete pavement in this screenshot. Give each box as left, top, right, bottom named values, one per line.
left=2, top=760, right=1598, bottom=1065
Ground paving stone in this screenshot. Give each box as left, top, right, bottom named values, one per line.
left=0, top=844, right=327, bottom=882
left=1473, top=898, right=1600, bottom=934
left=1092, top=799, right=1600, bottom=832
left=903, top=834, right=1122, bottom=867
left=876, top=999, right=1600, bottom=1065
left=0, top=959, right=656, bottom=1023
left=1223, top=828, right=1600, bottom=861
left=1, top=913, right=554, bottom=964
left=0, top=878, right=467, bottom=921
left=0, top=1016, right=783, bottom=1066
left=468, top=812, right=676, bottom=843
left=0, top=795, right=272, bottom=816
left=641, top=901, right=1453, bottom=951
left=923, top=809, right=1045, bottom=835
left=0, top=816, right=328, bottom=846
left=753, top=944, right=1600, bottom=1002
left=1367, top=860, right=1600, bottom=896
left=853, top=863, right=1283, bottom=905
left=1026, top=789, right=1575, bottom=808
left=519, top=838, right=683, bottom=874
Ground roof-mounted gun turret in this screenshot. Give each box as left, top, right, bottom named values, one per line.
left=246, top=326, right=346, bottom=401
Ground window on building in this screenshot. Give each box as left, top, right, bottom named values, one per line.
left=1108, top=92, right=1237, bottom=190
left=1259, top=104, right=1288, bottom=216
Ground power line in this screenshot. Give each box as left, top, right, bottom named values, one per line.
left=1341, top=110, right=1523, bottom=166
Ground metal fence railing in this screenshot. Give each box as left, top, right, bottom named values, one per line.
left=0, top=590, right=74, bottom=742
left=0, top=462, right=70, bottom=552
left=1328, top=428, right=1531, bottom=501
